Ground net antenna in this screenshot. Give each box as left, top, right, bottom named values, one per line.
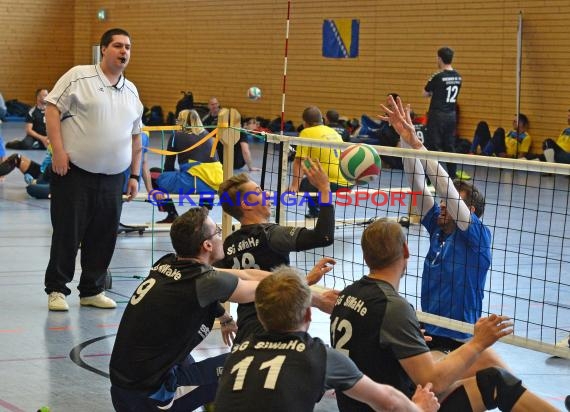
left=262, top=0, right=293, bottom=224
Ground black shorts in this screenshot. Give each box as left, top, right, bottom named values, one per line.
left=426, top=334, right=465, bottom=354
left=440, top=385, right=473, bottom=412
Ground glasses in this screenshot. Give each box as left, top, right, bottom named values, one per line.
left=203, top=225, right=222, bottom=242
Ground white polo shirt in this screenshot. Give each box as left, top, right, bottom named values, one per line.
left=46, top=64, right=143, bottom=174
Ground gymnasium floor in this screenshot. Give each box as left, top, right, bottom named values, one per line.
left=0, top=121, right=568, bottom=411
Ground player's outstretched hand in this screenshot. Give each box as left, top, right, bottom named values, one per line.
left=306, top=257, right=336, bottom=285
left=472, top=314, right=513, bottom=351
left=311, top=289, right=340, bottom=314
left=379, top=95, right=422, bottom=149
left=411, top=383, right=440, bottom=412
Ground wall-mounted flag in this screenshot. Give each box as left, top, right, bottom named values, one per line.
left=322, top=19, right=360, bottom=58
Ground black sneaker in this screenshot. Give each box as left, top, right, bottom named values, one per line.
left=0, top=154, right=21, bottom=177
left=156, top=214, right=178, bottom=224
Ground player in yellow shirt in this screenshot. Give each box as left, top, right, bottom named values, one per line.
left=288, top=106, right=351, bottom=218
left=543, top=109, right=570, bottom=164
left=504, top=113, right=532, bottom=159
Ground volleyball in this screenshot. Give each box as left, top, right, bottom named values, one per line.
left=339, top=143, right=381, bottom=185
left=247, top=86, right=262, bottom=101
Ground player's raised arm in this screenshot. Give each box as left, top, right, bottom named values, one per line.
left=381, top=95, right=471, bottom=229
left=380, top=96, right=434, bottom=217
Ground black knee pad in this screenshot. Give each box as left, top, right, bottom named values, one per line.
left=476, top=367, right=526, bottom=411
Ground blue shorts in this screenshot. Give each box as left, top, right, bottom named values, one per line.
left=0, top=135, right=6, bottom=158
left=157, top=171, right=215, bottom=194
left=111, top=353, right=228, bottom=412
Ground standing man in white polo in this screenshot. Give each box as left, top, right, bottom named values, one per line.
left=44, top=28, right=143, bottom=311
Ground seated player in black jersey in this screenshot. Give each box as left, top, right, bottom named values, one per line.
left=215, top=267, right=440, bottom=412
left=218, top=158, right=338, bottom=343
left=5, top=88, right=49, bottom=150
left=330, top=217, right=559, bottom=412
left=109, top=207, right=336, bottom=412
left=325, top=109, right=350, bottom=142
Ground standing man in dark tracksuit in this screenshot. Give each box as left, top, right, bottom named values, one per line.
left=423, top=46, right=462, bottom=179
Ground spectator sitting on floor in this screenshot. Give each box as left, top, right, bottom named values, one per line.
left=241, top=117, right=268, bottom=140
left=215, top=117, right=261, bottom=172
left=201, top=96, right=220, bottom=130
left=350, top=114, right=382, bottom=144
left=5, top=88, right=49, bottom=150
left=504, top=114, right=532, bottom=159
left=0, top=131, right=152, bottom=201
left=268, top=116, right=297, bottom=136
left=237, top=117, right=271, bottom=137
left=151, top=109, right=223, bottom=223
left=411, top=111, right=429, bottom=146
left=255, top=116, right=272, bottom=133
left=542, top=108, right=570, bottom=164
left=469, top=121, right=507, bottom=157
left=325, top=109, right=350, bottom=142
left=469, top=121, right=492, bottom=155
left=0, top=149, right=52, bottom=198
left=478, top=113, right=533, bottom=159
left=346, top=118, right=361, bottom=138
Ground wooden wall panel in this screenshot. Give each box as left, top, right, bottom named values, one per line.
left=0, top=0, right=75, bottom=106
left=2, top=0, right=570, bottom=153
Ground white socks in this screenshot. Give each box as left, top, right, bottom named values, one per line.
left=543, top=148, right=555, bottom=163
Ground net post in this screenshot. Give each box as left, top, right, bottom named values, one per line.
left=217, top=108, right=240, bottom=317
left=218, top=108, right=240, bottom=238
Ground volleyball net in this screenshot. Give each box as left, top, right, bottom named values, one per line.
left=138, top=120, right=570, bottom=359
left=258, top=131, right=570, bottom=359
